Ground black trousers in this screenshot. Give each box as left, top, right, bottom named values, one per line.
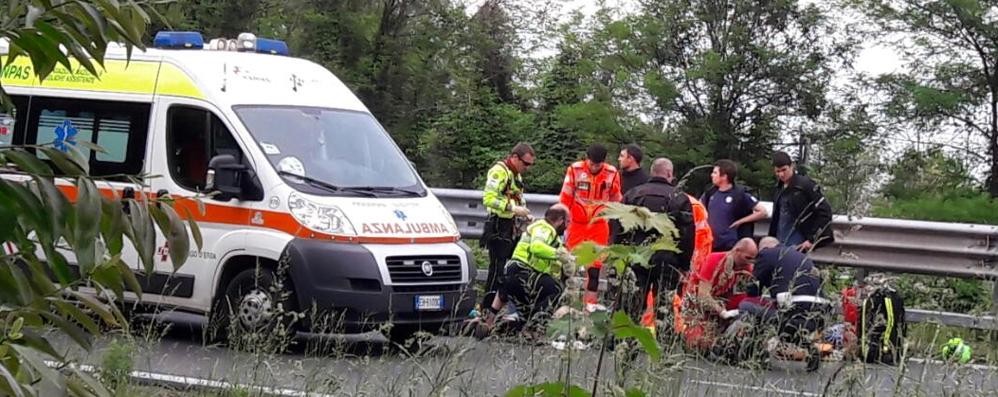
left=482, top=216, right=515, bottom=307
left=503, top=263, right=563, bottom=327
left=739, top=301, right=828, bottom=345
left=625, top=253, right=684, bottom=325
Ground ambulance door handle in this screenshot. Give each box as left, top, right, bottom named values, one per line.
left=155, top=189, right=169, bottom=208
left=122, top=187, right=135, bottom=215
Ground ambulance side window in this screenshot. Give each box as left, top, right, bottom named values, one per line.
left=166, top=106, right=245, bottom=192
left=21, top=96, right=149, bottom=178
left=0, top=95, right=28, bottom=148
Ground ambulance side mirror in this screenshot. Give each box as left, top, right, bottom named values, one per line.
left=206, top=154, right=248, bottom=201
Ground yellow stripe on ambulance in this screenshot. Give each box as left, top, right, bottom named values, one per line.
left=1, top=56, right=203, bottom=99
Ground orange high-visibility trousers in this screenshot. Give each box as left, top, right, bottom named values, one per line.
left=565, top=219, right=610, bottom=266
left=565, top=219, right=610, bottom=305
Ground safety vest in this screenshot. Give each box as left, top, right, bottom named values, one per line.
left=673, top=195, right=713, bottom=335
left=482, top=160, right=524, bottom=219
left=558, top=160, right=622, bottom=224
left=511, top=220, right=562, bottom=276
left=687, top=194, right=713, bottom=274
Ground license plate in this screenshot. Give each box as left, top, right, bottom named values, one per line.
left=415, top=295, right=444, bottom=311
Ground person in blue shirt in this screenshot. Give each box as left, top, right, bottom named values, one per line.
left=701, top=159, right=768, bottom=252
left=739, top=237, right=829, bottom=345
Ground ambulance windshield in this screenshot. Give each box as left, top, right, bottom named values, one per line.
left=234, top=106, right=426, bottom=197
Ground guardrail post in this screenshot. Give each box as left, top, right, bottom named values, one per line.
left=992, top=281, right=998, bottom=342
left=992, top=281, right=997, bottom=315
left=855, top=268, right=868, bottom=283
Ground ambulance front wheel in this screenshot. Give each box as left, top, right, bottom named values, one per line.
left=209, top=266, right=299, bottom=347
left=383, top=324, right=430, bottom=352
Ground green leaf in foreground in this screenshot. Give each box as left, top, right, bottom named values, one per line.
left=611, top=311, right=661, bottom=362
left=571, top=241, right=604, bottom=269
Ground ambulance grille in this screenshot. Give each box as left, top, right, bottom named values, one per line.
left=385, top=255, right=462, bottom=283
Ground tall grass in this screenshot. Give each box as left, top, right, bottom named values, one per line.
left=58, top=257, right=997, bottom=397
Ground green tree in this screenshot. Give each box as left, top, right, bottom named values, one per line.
left=883, top=147, right=975, bottom=200
left=527, top=7, right=659, bottom=193
left=1, top=2, right=196, bottom=395
left=807, top=97, right=885, bottom=217
left=416, top=1, right=541, bottom=190
left=850, top=0, right=998, bottom=197
left=296, top=0, right=469, bottom=159
left=597, top=0, right=861, bottom=193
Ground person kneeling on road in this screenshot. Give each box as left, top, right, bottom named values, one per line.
left=678, top=238, right=758, bottom=352
left=737, top=237, right=831, bottom=359
left=486, top=204, right=575, bottom=339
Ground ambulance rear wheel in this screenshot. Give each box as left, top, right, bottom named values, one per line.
left=209, top=266, right=299, bottom=348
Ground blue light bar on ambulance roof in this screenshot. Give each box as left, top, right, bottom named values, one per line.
left=255, top=38, right=289, bottom=56
left=153, top=31, right=204, bottom=49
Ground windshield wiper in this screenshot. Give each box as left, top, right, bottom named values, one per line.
left=342, top=186, right=423, bottom=196
left=277, top=171, right=376, bottom=197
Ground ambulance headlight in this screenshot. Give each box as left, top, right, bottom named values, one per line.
left=287, top=193, right=356, bottom=235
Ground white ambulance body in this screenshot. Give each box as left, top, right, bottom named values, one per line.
left=0, top=32, right=476, bottom=340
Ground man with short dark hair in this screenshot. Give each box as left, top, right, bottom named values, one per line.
left=768, top=151, right=834, bottom=252
left=618, top=144, right=650, bottom=195
left=701, top=159, right=768, bottom=252
left=480, top=142, right=535, bottom=309
left=612, top=143, right=650, bottom=244
left=560, top=143, right=623, bottom=309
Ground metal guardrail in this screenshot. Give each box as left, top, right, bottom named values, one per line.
left=434, top=187, right=998, bottom=330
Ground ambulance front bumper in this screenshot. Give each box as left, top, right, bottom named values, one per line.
left=282, top=238, right=477, bottom=333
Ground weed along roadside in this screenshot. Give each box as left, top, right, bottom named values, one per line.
left=3, top=1, right=998, bottom=396
left=38, top=201, right=998, bottom=396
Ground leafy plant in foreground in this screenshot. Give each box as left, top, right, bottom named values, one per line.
left=0, top=145, right=198, bottom=396
left=505, top=201, right=679, bottom=396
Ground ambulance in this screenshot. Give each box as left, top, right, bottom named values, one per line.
left=0, top=31, right=476, bottom=343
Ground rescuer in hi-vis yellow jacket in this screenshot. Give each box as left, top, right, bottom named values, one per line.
left=498, top=204, right=575, bottom=331
left=480, top=143, right=535, bottom=309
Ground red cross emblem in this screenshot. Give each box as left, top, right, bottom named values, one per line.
left=158, top=242, right=170, bottom=262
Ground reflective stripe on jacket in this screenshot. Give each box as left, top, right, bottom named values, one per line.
left=511, top=220, right=562, bottom=276
left=482, top=161, right=524, bottom=218
left=687, top=195, right=713, bottom=275
left=558, top=160, right=622, bottom=224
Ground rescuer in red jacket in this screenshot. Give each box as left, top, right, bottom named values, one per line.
left=559, top=144, right=623, bottom=308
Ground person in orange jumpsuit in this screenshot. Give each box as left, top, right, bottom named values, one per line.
left=558, top=144, right=622, bottom=308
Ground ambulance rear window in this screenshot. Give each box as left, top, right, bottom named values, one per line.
left=21, top=96, right=150, bottom=178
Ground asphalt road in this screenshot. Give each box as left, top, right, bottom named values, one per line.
left=51, top=312, right=998, bottom=397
